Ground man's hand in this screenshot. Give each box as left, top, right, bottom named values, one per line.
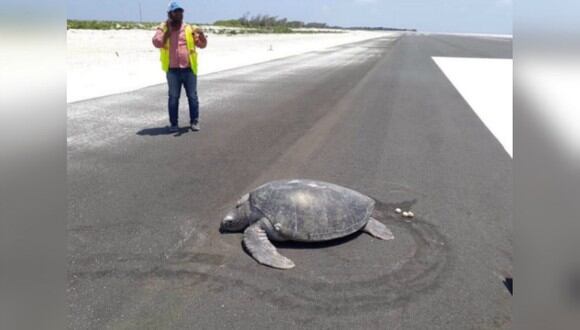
left=157, top=20, right=168, bottom=31
left=194, top=28, right=207, bottom=49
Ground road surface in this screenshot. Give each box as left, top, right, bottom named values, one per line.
left=68, top=33, right=513, bottom=329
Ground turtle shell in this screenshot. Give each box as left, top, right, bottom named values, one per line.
left=250, top=180, right=374, bottom=242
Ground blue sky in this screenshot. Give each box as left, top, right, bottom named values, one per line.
left=67, top=0, right=513, bottom=34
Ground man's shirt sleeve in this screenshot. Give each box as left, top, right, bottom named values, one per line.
left=152, top=28, right=166, bottom=48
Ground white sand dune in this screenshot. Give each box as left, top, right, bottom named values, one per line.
left=67, top=29, right=397, bottom=103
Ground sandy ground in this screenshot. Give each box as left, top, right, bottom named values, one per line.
left=67, top=29, right=396, bottom=103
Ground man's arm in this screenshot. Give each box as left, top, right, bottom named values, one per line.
left=152, top=21, right=171, bottom=48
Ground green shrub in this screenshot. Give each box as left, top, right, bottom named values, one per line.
left=67, top=20, right=161, bottom=30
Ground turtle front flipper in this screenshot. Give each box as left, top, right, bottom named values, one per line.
left=243, top=219, right=295, bottom=269
left=362, top=217, right=394, bottom=240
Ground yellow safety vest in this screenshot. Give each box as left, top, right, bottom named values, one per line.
left=160, top=24, right=198, bottom=75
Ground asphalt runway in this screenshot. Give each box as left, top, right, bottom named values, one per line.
left=68, top=33, right=513, bottom=329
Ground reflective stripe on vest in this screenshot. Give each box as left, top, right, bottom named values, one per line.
left=160, top=24, right=198, bottom=75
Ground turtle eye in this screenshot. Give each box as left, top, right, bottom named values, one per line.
left=224, top=219, right=237, bottom=229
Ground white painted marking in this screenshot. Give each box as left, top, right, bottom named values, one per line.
left=433, top=57, right=513, bottom=157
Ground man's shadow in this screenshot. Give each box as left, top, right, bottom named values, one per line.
left=137, top=126, right=191, bottom=137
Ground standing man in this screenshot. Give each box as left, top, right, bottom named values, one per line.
left=153, top=1, right=207, bottom=132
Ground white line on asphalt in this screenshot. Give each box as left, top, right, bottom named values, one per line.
left=432, top=57, right=513, bottom=158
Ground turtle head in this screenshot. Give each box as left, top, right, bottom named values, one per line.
left=220, top=209, right=250, bottom=232
left=220, top=194, right=254, bottom=232
left=220, top=194, right=252, bottom=233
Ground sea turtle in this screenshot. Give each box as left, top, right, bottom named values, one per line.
left=220, top=179, right=394, bottom=269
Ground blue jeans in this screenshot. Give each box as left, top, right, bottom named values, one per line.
left=166, top=68, right=199, bottom=127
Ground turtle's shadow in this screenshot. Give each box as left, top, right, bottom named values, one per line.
left=240, top=231, right=363, bottom=254
left=276, top=232, right=363, bottom=250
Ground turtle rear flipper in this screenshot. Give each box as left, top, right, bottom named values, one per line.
left=243, top=219, right=295, bottom=269
left=362, top=217, right=394, bottom=240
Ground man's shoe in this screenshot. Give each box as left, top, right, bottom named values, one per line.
left=190, top=122, right=200, bottom=131
left=168, top=125, right=179, bottom=133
